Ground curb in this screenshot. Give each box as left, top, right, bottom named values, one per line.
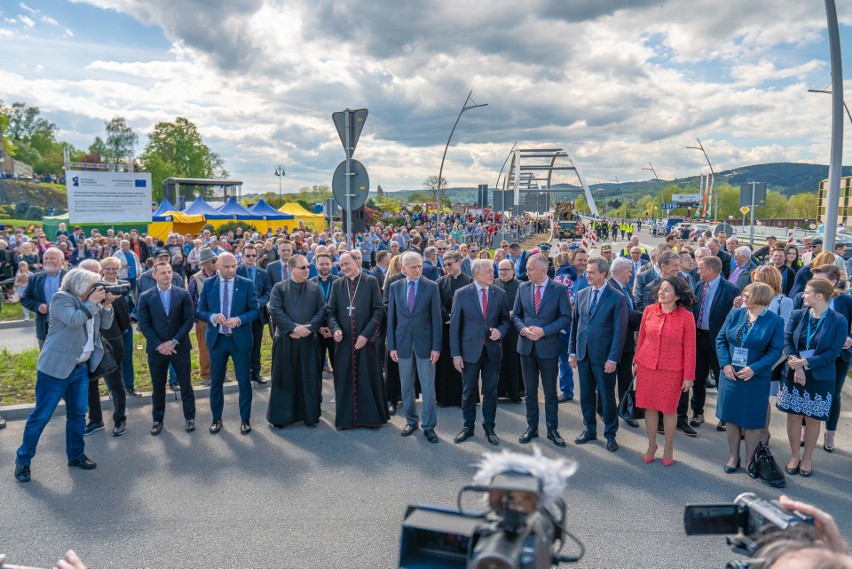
left=0, top=319, right=35, bottom=329
left=0, top=378, right=271, bottom=422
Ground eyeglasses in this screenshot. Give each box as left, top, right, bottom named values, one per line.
left=498, top=268, right=512, bottom=272
left=293, top=265, right=309, bottom=270
left=243, top=254, right=257, bottom=258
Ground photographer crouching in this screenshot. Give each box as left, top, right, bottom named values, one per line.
left=14, top=268, right=117, bottom=483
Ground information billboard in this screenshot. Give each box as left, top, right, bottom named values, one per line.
left=66, top=171, right=153, bottom=223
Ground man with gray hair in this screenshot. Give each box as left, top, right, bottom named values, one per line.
left=421, top=246, right=442, bottom=281
left=609, top=256, right=643, bottom=427
left=730, top=245, right=759, bottom=292
left=387, top=251, right=443, bottom=443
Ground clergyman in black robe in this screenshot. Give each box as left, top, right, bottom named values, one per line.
left=267, top=256, right=327, bottom=428
left=328, top=253, right=388, bottom=429
left=494, top=263, right=524, bottom=402
left=436, top=253, right=473, bottom=406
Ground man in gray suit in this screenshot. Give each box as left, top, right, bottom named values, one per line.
left=569, top=256, right=628, bottom=452
left=512, top=254, right=572, bottom=446
left=15, top=268, right=116, bottom=483
left=387, top=252, right=443, bottom=443
left=450, top=258, right=511, bottom=445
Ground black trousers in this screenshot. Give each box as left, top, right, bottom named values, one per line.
left=461, top=349, right=500, bottom=431
left=250, top=319, right=265, bottom=379
left=678, top=329, right=718, bottom=419
left=149, top=351, right=195, bottom=423
left=520, top=351, right=559, bottom=431
left=615, top=351, right=634, bottom=404
left=87, top=367, right=126, bottom=426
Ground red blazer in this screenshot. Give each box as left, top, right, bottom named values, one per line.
left=634, top=304, right=696, bottom=379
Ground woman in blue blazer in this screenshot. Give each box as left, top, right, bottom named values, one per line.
left=777, top=279, right=846, bottom=478
left=715, top=283, right=784, bottom=475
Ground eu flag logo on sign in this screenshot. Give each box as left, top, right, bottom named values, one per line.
left=72, top=177, right=79, bottom=187
left=135, top=180, right=147, bottom=187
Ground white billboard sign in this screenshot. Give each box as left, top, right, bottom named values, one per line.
left=66, top=170, right=153, bottom=223
left=672, top=193, right=701, bottom=204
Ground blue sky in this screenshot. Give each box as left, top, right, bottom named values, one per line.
left=2, top=0, right=852, bottom=194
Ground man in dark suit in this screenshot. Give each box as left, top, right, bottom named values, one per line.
left=687, top=254, right=738, bottom=433
left=387, top=251, right=443, bottom=443
left=508, top=242, right=530, bottom=281
left=511, top=254, right=571, bottom=446
left=707, top=238, right=732, bottom=280
left=197, top=252, right=260, bottom=435
left=137, top=261, right=197, bottom=435
left=21, top=247, right=66, bottom=348
left=569, top=256, right=628, bottom=451
left=632, top=245, right=663, bottom=305
left=266, top=240, right=294, bottom=286
left=236, top=243, right=272, bottom=385
left=421, top=246, right=442, bottom=281
left=450, top=258, right=511, bottom=445
left=636, top=250, right=681, bottom=312
left=370, top=250, right=390, bottom=290
left=626, top=246, right=648, bottom=290
left=609, top=257, right=643, bottom=428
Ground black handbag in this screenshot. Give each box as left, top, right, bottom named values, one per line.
left=617, top=377, right=644, bottom=421
left=750, top=442, right=786, bottom=488
left=89, top=336, right=118, bottom=382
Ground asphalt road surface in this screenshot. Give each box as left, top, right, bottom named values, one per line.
left=2, top=230, right=851, bottom=568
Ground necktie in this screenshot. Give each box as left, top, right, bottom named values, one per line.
left=481, top=287, right=488, bottom=319
left=283, top=263, right=289, bottom=280
left=623, top=285, right=633, bottom=311
left=162, top=289, right=169, bottom=316
left=588, top=289, right=599, bottom=318
left=407, top=280, right=416, bottom=313
left=534, top=285, right=542, bottom=314
left=222, top=279, right=231, bottom=333
left=698, top=282, right=709, bottom=328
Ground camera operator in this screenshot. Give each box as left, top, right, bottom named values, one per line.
left=14, top=268, right=116, bottom=483
left=755, top=496, right=851, bottom=569
left=82, top=258, right=132, bottom=437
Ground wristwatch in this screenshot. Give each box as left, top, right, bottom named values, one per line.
left=171, top=339, right=179, bottom=347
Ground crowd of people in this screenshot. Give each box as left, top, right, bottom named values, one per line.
left=0, top=215, right=849, bottom=491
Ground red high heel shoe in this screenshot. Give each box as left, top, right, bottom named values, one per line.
left=662, top=458, right=675, bottom=467
left=643, top=445, right=658, bottom=463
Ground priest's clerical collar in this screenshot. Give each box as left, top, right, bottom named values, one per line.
left=348, top=272, right=361, bottom=281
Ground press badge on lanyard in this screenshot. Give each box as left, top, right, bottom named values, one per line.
left=732, top=347, right=749, bottom=367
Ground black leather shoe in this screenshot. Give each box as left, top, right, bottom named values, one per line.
left=209, top=419, right=223, bottom=434
left=690, top=414, right=704, bottom=428
left=519, top=428, right=539, bottom=444
left=150, top=422, right=163, bottom=436
left=606, top=438, right=619, bottom=452
left=454, top=428, right=474, bottom=443
left=424, top=429, right=438, bottom=444
left=785, top=462, right=800, bottom=476
left=251, top=375, right=268, bottom=385
left=574, top=431, right=597, bottom=445
left=625, top=418, right=640, bottom=428
left=401, top=423, right=419, bottom=437
left=240, top=421, right=252, bottom=435
left=557, top=394, right=573, bottom=403
left=112, top=421, right=126, bottom=437
left=15, top=460, right=30, bottom=483
left=170, top=383, right=180, bottom=392
left=677, top=419, right=697, bottom=437
left=547, top=430, right=566, bottom=447
left=185, top=420, right=195, bottom=432
left=716, top=421, right=727, bottom=432
left=484, top=430, right=499, bottom=445
left=388, top=403, right=397, bottom=416
left=68, top=455, right=97, bottom=470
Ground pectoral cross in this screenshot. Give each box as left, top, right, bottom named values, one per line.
left=347, top=305, right=355, bottom=316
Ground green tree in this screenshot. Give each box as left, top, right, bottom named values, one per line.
left=422, top=175, right=447, bottom=204
left=140, top=117, right=228, bottom=200
left=788, top=192, right=819, bottom=219
left=1, top=101, right=64, bottom=174
left=88, top=136, right=107, bottom=162
left=104, top=116, right=138, bottom=165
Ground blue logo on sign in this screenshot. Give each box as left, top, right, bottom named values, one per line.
left=72, top=177, right=79, bottom=187
left=135, top=179, right=147, bottom=187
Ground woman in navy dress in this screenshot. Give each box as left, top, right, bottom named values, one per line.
left=777, top=279, right=846, bottom=478
left=715, top=282, right=784, bottom=475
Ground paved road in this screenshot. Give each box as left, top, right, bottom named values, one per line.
left=2, top=374, right=851, bottom=568
left=0, top=321, right=38, bottom=353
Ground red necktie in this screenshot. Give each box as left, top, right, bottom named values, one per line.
left=534, top=285, right=542, bottom=314
left=481, top=287, right=488, bottom=319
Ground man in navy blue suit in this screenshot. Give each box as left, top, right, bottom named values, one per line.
left=512, top=254, right=572, bottom=446
left=450, top=258, right=511, bottom=445
left=20, top=247, right=66, bottom=349
left=387, top=251, right=443, bottom=443
left=509, top=242, right=530, bottom=281
left=569, top=256, right=628, bottom=451
left=236, top=242, right=272, bottom=385
left=197, top=252, right=259, bottom=435
left=137, top=261, right=196, bottom=435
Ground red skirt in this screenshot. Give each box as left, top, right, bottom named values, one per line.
left=635, top=364, right=684, bottom=415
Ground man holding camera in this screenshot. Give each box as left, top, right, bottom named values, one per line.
left=137, top=261, right=197, bottom=435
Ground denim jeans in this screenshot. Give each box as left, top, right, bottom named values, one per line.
left=17, top=364, right=89, bottom=465
left=558, top=331, right=574, bottom=398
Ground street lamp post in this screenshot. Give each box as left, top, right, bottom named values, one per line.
left=686, top=140, right=716, bottom=221
left=437, top=91, right=487, bottom=213
left=274, top=165, right=286, bottom=201
left=642, top=162, right=661, bottom=219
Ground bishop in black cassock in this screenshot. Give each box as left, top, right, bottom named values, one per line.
left=328, top=254, right=388, bottom=429
left=267, top=258, right=327, bottom=428
left=494, top=265, right=523, bottom=402
left=436, top=258, right=472, bottom=406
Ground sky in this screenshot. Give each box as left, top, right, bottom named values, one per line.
left=2, top=0, right=852, bottom=195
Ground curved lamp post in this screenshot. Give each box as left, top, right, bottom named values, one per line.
left=437, top=91, right=487, bottom=211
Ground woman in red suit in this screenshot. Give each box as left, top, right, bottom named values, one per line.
left=634, top=276, right=697, bottom=466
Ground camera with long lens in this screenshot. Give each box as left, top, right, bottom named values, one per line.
left=684, top=492, right=815, bottom=568
left=399, top=451, right=583, bottom=569
left=92, top=280, right=131, bottom=296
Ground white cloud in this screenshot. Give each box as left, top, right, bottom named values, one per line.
left=63, top=28, right=74, bottom=37
left=18, top=2, right=38, bottom=14
left=17, top=14, right=34, bottom=27
left=40, top=15, right=58, bottom=25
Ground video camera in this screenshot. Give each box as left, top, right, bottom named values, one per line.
left=92, top=280, right=131, bottom=296
left=399, top=449, right=583, bottom=569
left=685, top=492, right=815, bottom=568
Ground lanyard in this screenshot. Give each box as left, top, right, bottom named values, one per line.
left=806, top=309, right=827, bottom=350
left=318, top=278, right=332, bottom=301
left=739, top=308, right=766, bottom=347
